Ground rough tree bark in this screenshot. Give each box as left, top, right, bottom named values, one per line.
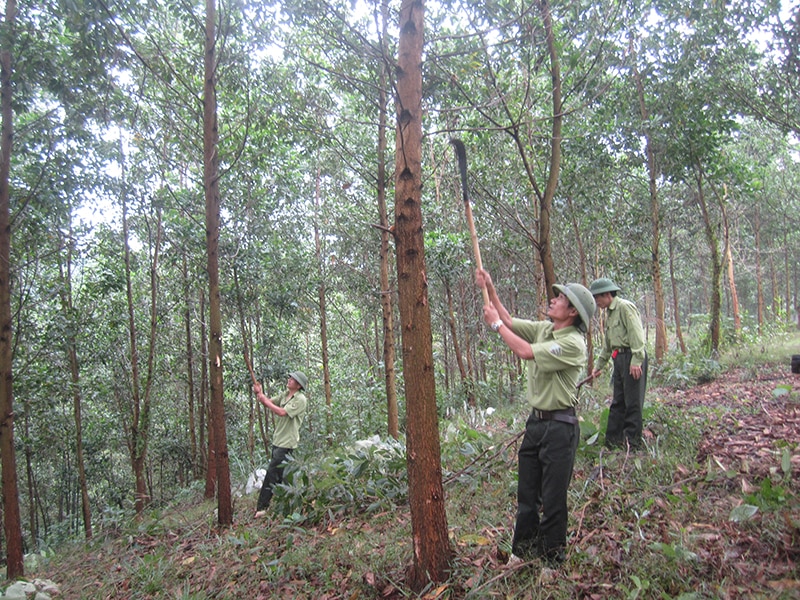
left=394, top=0, right=452, bottom=589
left=0, top=0, right=24, bottom=577
left=203, top=0, right=232, bottom=525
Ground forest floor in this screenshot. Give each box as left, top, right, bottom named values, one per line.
left=25, top=361, right=800, bottom=599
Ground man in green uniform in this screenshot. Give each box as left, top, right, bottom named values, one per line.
left=253, top=370, right=308, bottom=517
left=476, top=269, right=595, bottom=566
left=589, top=278, right=647, bottom=450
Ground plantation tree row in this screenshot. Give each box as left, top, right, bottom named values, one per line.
left=0, top=0, right=796, bottom=586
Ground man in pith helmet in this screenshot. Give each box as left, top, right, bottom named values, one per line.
left=253, top=370, right=308, bottom=517
left=589, top=277, right=648, bottom=450
left=477, top=268, right=595, bottom=568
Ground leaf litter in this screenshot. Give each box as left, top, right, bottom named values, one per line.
left=29, top=366, right=800, bottom=599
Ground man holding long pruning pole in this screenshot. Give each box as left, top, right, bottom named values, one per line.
left=252, top=370, right=308, bottom=518
left=476, top=268, right=595, bottom=569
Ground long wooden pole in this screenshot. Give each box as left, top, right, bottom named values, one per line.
left=451, top=139, right=489, bottom=307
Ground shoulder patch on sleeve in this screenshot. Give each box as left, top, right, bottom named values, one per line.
left=548, top=343, right=563, bottom=356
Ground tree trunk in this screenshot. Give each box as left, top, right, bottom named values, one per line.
left=377, top=0, right=399, bottom=440
left=232, top=262, right=256, bottom=465
left=783, top=228, right=790, bottom=323
left=199, top=287, right=216, bottom=497
left=632, top=55, right=667, bottom=361
left=444, top=282, right=473, bottom=405
left=204, top=0, right=232, bottom=525
left=22, top=406, right=37, bottom=545
left=0, top=0, right=24, bottom=576
left=313, top=165, right=334, bottom=443
left=754, top=205, right=764, bottom=334
left=668, top=224, right=687, bottom=354
left=394, top=0, right=452, bottom=590
left=536, top=0, right=561, bottom=295
left=119, top=152, right=148, bottom=515
left=719, top=186, right=741, bottom=334
left=183, top=254, right=199, bottom=478
left=58, top=230, right=92, bottom=538
left=565, top=195, right=594, bottom=374
left=694, top=167, right=722, bottom=354
left=769, top=254, right=777, bottom=320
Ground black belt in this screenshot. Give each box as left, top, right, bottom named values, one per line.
left=613, top=347, right=631, bottom=354
left=532, top=407, right=578, bottom=425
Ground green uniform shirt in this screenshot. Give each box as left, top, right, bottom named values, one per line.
left=511, top=318, right=588, bottom=411
left=595, top=296, right=646, bottom=371
left=271, top=390, right=307, bottom=449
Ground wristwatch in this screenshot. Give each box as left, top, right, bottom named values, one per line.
left=490, top=320, right=503, bottom=332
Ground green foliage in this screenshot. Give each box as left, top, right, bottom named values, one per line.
left=128, top=550, right=170, bottom=596
left=652, top=345, right=723, bottom=387
left=743, top=478, right=792, bottom=512
left=270, top=436, right=408, bottom=522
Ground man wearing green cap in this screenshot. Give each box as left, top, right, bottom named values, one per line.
left=589, top=278, right=647, bottom=450
left=476, top=268, right=595, bottom=567
left=253, top=370, right=308, bottom=517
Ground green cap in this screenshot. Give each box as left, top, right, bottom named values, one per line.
left=553, top=283, right=596, bottom=333
left=589, top=277, right=621, bottom=296
left=289, top=370, right=308, bottom=390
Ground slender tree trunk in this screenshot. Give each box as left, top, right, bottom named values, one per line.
left=199, top=287, right=213, bottom=493
left=182, top=255, right=198, bottom=478
left=783, top=228, right=790, bottom=322
left=460, top=280, right=476, bottom=385
left=754, top=205, right=764, bottom=333
left=694, top=167, right=721, bottom=354
left=536, top=0, right=561, bottom=295
left=232, top=263, right=256, bottom=465
left=119, top=152, right=150, bottom=515
left=204, top=0, right=232, bottom=525
left=769, top=254, right=777, bottom=320
left=377, top=0, right=398, bottom=439
left=565, top=195, right=594, bottom=373
left=668, top=224, right=687, bottom=354
left=58, top=230, right=92, bottom=538
left=394, top=0, right=451, bottom=589
left=444, top=282, right=473, bottom=405
left=23, top=406, right=37, bottom=544
left=719, top=186, right=741, bottom=333
left=141, top=208, right=163, bottom=511
left=313, top=166, right=333, bottom=443
left=0, top=0, right=24, bottom=575
left=632, top=53, right=667, bottom=361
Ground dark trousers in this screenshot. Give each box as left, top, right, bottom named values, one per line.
left=257, top=446, right=292, bottom=511
left=606, top=350, right=648, bottom=449
left=511, top=412, right=579, bottom=563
